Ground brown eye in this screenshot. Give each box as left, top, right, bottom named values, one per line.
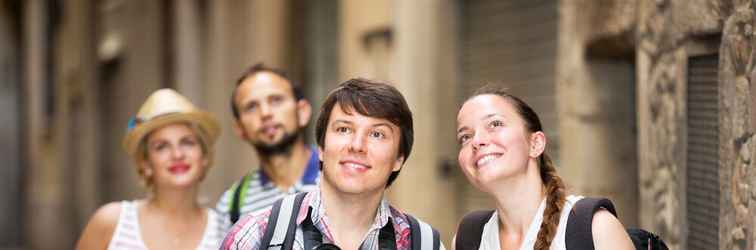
left=489, top=120, right=504, bottom=128
left=180, top=137, right=198, bottom=147
left=244, top=102, right=258, bottom=113
left=151, top=142, right=168, bottom=151
left=457, top=134, right=471, bottom=145
left=270, top=95, right=284, bottom=106
left=369, top=130, right=385, bottom=139
left=335, top=126, right=351, bottom=134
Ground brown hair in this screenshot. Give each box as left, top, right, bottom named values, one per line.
left=470, top=86, right=566, bottom=250
left=230, top=63, right=305, bottom=120
left=315, top=78, right=414, bottom=187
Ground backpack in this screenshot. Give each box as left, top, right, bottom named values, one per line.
left=259, top=192, right=442, bottom=250
left=566, top=197, right=668, bottom=250
left=454, top=197, right=668, bottom=250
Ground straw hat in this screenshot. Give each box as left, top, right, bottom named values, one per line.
left=122, top=88, right=220, bottom=163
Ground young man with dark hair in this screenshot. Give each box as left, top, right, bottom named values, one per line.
left=221, top=78, right=443, bottom=250
left=216, top=63, right=320, bottom=225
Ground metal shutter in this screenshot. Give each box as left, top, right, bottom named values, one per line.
left=458, top=0, right=558, bottom=214
left=686, top=54, right=719, bottom=250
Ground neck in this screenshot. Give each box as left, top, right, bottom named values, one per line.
left=489, top=160, right=546, bottom=235
left=319, top=183, right=385, bottom=246
left=146, top=185, right=203, bottom=217
left=258, top=139, right=310, bottom=188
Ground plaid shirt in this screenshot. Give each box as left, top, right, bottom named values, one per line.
left=221, top=189, right=413, bottom=250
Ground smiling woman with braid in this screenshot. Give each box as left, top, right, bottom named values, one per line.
left=453, top=86, right=633, bottom=250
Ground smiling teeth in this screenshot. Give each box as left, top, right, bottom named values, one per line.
left=345, top=163, right=368, bottom=170
left=476, top=154, right=500, bottom=167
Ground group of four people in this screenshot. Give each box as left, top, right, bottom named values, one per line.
left=76, top=63, right=634, bottom=250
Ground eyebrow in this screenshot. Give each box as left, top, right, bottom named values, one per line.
left=371, top=123, right=396, bottom=133
left=332, top=119, right=396, bottom=131
left=457, top=113, right=501, bottom=133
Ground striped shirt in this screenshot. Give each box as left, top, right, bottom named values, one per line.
left=215, top=147, right=320, bottom=225
left=106, top=200, right=227, bottom=250
left=221, top=189, right=436, bottom=250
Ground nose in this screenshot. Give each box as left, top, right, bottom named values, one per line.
left=348, top=131, right=367, bottom=153
left=258, top=103, right=273, bottom=121
left=470, top=130, right=489, bottom=152
left=170, top=145, right=185, bottom=160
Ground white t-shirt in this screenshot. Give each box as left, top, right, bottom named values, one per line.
left=478, top=195, right=582, bottom=250
left=106, top=200, right=227, bottom=250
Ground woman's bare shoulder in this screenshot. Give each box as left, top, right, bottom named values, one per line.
left=75, top=202, right=123, bottom=250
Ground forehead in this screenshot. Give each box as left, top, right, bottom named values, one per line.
left=328, top=103, right=398, bottom=129
left=147, top=123, right=195, bottom=141
left=237, top=72, right=294, bottom=99
left=457, top=94, right=517, bottom=125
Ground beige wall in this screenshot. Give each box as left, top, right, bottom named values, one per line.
left=339, top=0, right=393, bottom=81
left=392, top=0, right=460, bottom=245
left=556, top=0, right=639, bottom=228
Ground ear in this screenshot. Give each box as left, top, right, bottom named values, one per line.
left=529, top=131, right=547, bottom=158
left=233, top=120, right=247, bottom=140
left=392, top=156, right=404, bottom=172
left=296, top=99, right=312, bottom=128
left=140, top=161, right=153, bottom=176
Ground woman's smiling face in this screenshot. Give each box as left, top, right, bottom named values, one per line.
left=144, top=123, right=208, bottom=189
left=456, top=94, right=536, bottom=191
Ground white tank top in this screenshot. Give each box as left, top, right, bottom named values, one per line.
left=478, top=195, right=583, bottom=250
left=106, top=201, right=227, bottom=250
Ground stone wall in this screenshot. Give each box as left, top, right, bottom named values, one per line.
left=636, top=0, right=756, bottom=249
left=719, top=1, right=756, bottom=249
left=562, top=0, right=756, bottom=249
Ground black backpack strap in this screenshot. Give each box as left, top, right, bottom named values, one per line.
left=229, top=174, right=250, bottom=224
left=455, top=210, right=495, bottom=250
left=407, top=214, right=441, bottom=250
left=259, top=192, right=308, bottom=249
left=565, top=197, right=617, bottom=250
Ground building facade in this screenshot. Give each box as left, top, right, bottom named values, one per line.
left=1, top=0, right=754, bottom=249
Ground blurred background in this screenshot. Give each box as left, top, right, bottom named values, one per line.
left=2, top=0, right=755, bottom=249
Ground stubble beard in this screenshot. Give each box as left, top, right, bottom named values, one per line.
left=251, top=128, right=303, bottom=157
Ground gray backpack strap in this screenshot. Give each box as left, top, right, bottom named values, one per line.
left=259, top=192, right=308, bottom=250
left=407, top=215, right=441, bottom=250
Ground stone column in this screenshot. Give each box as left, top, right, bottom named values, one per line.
left=50, top=0, right=102, bottom=234
left=173, top=0, right=204, bottom=106
left=392, top=0, right=459, bottom=245
left=249, top=0, right=290, bottom=67
left=0, top=1, right=22, bottom=249
left=23, top=0, right=74, bottom=249
left=719, top=2, right=756, bottom=249
left=636, top=0, right=689, bottom=248
left=556, top=0, right=639, bottom=228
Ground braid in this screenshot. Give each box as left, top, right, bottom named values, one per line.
left=533, top=153, right=566, bottom=250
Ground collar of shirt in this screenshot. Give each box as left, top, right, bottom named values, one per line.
left=295, top=189, right=395, bottom=244
left=258, top=145, right=320, bottom=186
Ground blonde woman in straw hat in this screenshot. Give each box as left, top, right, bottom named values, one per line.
left=76, top=89, right=228, bottom=250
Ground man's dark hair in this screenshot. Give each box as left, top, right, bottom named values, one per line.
left=315, top=78, right=414, bottom=187
left=230, top=63, right=305, bottom=120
